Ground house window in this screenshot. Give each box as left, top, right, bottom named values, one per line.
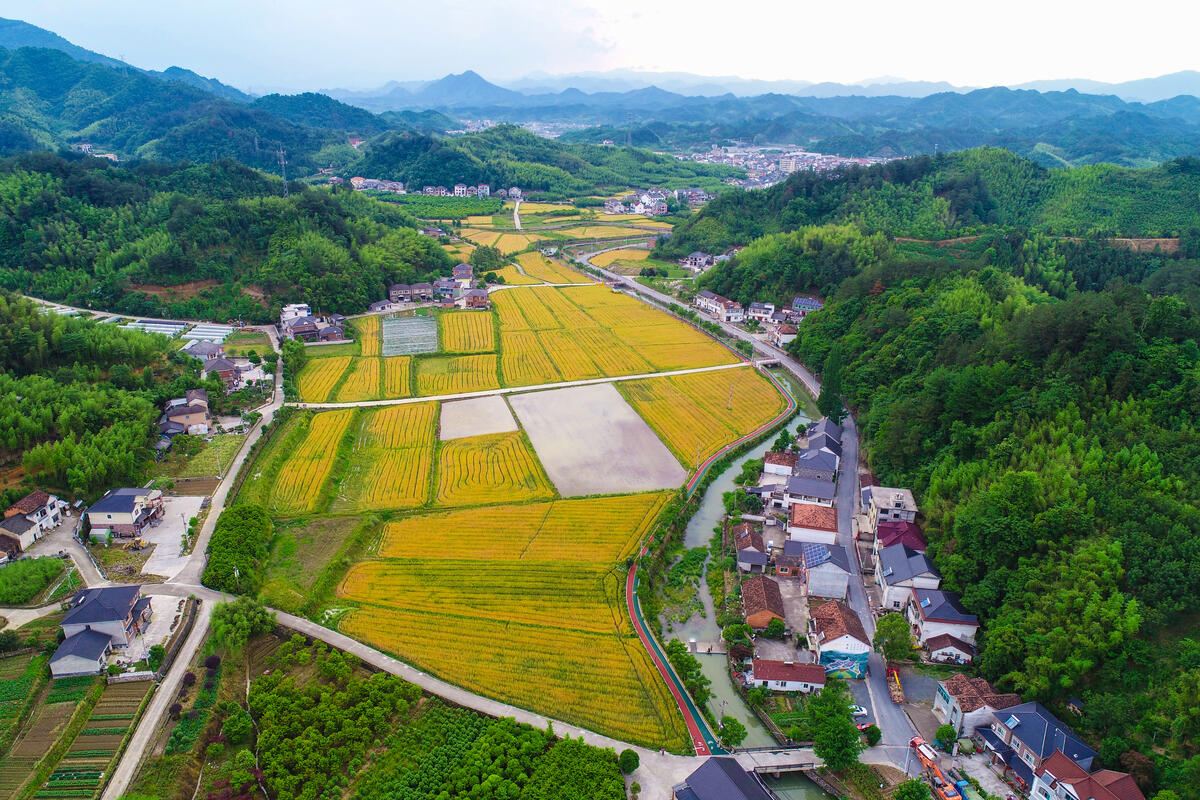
left=1023, top=751, right=1035, bottom=766
left=937, top=685, right=950, bottom=703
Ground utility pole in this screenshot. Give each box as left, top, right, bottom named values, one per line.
left=277, top=147, right=288, bottom=197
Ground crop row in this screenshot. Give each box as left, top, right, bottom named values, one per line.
left=498, top=331, right=560, bottom=386
left=296, top=356, right=351, bottom=403
left=440, top=312, right=496, bottom=355
left=434, top=432, right=554, bottom=507
left=335, top=357, right=380, bottom=403
left=270, top=410, right=355, bottom=513
left=362, top=403, right=437, bottom=448
left=355, top=315, right=381, bottom=357
left=414, top=355, right=500, bottom=396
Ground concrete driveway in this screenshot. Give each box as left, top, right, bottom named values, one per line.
left=115, top=594, right=186, bottom=663
left=141, top=496, right=204, bottom=580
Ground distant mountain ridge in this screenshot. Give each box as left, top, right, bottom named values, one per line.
left=0, top=16, right=254, bottom=102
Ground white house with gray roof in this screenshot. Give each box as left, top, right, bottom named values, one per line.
left=875, top=543, right=941, bottom=609
left=907, top=588, right=978, bottom=645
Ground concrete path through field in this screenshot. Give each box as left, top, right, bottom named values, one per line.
left=291, top=360, right=753, bottom=409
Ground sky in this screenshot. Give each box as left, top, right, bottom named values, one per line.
left=7, top=0, right=1200, bottom=93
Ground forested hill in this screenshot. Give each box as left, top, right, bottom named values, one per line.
left=0, top=291, right=219, bottom=498
left=679, top=171, right=1200, bottom=792
left=787, top=232, right=1200, bottom=796
left=348, top=124, right=741, bottom=197
left=0, top=152, right=452, bottom=321
left=659, top=148, right=1200, bottom=260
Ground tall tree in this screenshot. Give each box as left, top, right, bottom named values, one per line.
left=807, top=675, right=864, bottom=771
left=817, top=344, right=846, bottom=422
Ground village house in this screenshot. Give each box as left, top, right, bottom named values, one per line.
left=681, top=252, right=713, bottom=270
left=807, top=432, right=842, bottom=458
left=693, top=290, right=744, bottom=322
left=872, top=520, right=926, bottom=558
left=926, top=633, right=978, bottom=664
left=434, top=277, right=460, bottom=300
left=742, top=575, right=786, bottom=629
left=51, top=585, right=152, bottom=677
left=907, top=588, right=979, bottom=645
left=477, top=184, right=490, bottom=197
left=933, top=674, right=1022, bottom=736
left=86, top=488, right=164, bottom=540
left=509, top=187, right=522, bottom=198
left=452, top=263, right=475, bottom=285
left=763, top=451, right=798, bottom=476
left=453, top=183, right=469, bottom=196
left=388, top=283, right=413, bottom=303
left=733, top=523, right=769, bottom=573
left=792, top=296, right=824, bottom=317
left=203, top=357, right=242, bottom=390
left=808, top=599, right=870, bottom=677
left=784, top=476, right=836, bottom=508
left=977, top=702, right=1097, bottom=790
left=368, top=300, right=394, bottom=313
left=772, top=324, right=797, bottom=348
left=745, top=659, right=827, bottom=693
left=788, top=540, right=851, bottom=598
left=807, top=417, right=842, bottom=443
left=181, top=340, right=224, bottom=360
left=280, top=303, right=310, bottom=325
left=875, top=543, right=941, bottom=610
left=411, top=282, right=434, bottom=301
left=160, top=389, right=211, bottom=435
left=463, top=288, right=490, bottom=310
left=863, top=486, right=918, bottom=529
left=0, top=490, right=69, bottom=553
left=419, top=227, right=447, bottom=238
left=792, top=448, right=838, bottom=482
left=673, top=757, right=773, bottom=800
left=746, top=302, right=775, bottom=322
left=1029, top=752, right=1144, bottom=800
left=787, top=503, right=839, bottom=544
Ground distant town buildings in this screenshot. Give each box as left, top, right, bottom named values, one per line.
left=688, top=145, right=893, bottom=189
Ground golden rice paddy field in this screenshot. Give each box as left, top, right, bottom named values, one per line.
left=335, top=357, right=380, bottom=403
left=354, top=315, right=381, bottom=356
left=515, top=202, right=572, bottom=214
left=590, top=248, right=650, bottom=267
left=618, top=366, right=788, bottom=467
left=442, top=241, right=476, bottom=260
left=383, top=356, right=413, bottom=398
left=439, top=311, right=497, bottom=354
left=460, top=228, right=547, bottom=253
left=434, top=431, right=554, bottom=507
left=414, top=354, right=501, bottom=396
left=331, top=403, right=437, bottom=512
left=490, top=265, right=542, bottom=285
left=514, top=252, right=587, bottom=283
left=498, top=330, right=560, bottom=386
left=555, top=226, right=653, bottom=239
left=296, top=356, right=350, bottom=403
left=241, top=410, right=356, bottom=514
left=336, top=492, right=689, bottom=749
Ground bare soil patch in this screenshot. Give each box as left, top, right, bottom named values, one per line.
left=439, top=396, right=518, bottom=441
left=509, top=383, right=686, bottom=497
left=130, top=279, right=219, bottom=299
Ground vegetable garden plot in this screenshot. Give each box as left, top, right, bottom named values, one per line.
left=381, top=316, right=438, bottom=356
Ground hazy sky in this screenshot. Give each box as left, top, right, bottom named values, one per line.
left=8, top=0, right=1200, bottom=92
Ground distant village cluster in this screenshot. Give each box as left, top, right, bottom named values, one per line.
left=334, top=177, right=524, bottom=199
left=689, top=144, right=893, bottom=189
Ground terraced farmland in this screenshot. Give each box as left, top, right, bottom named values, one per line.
left=514, top=252, right=586, bottom=284
left=490, top=265, right=542, bottom=285
left=589, top=248, right=650, bottom=267
left=336, top=492, right=688, bottom=749
left=434, top=431, right=554, bottom=507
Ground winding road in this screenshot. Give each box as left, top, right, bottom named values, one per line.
left=17, top=266, right=913, bottom=799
